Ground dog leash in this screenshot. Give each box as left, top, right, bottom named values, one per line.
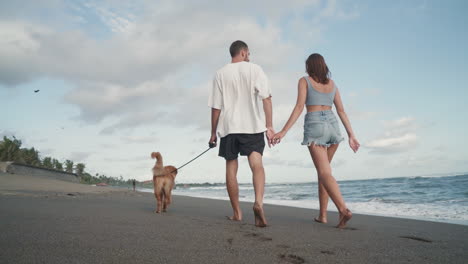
left=154, top=143, right=216, bottom=177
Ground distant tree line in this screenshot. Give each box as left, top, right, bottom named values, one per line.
left=0, top=136, right=134, bottom=186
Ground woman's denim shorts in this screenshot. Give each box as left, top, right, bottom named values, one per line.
left=301, top=110, right=344, bottom=147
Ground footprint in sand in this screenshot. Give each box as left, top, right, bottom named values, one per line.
left=278, top=253, right=305, bottom=264
left=243, top=232, right=273, bottom=242
left=320, top=250, right=335, bottom=255
left=400, top=236, right=432, bottom=243
left=244, top=232, right=259, bottom=237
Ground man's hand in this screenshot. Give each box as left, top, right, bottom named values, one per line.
left=209, top=134, right=217, bottom=148
left=272, top=130, right=286, bottom=146
left=265, top=127, right=275, bottom=148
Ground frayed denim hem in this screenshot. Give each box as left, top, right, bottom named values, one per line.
left=301, top=137, right=344, bottom=147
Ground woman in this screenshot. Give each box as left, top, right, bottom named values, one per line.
left=273, top=53, right=359, bottom=228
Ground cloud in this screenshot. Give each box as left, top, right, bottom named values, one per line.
left=365, top=133, right=418, bottom=153
left=69, top=151, right=93, bottom=162
left=120, top=135, right=158, bottom=144
left=101, top=155, right=149, bottom=163
left=0, top=0, right=360, bottom=134
left=364, top=117, right=419, bottom=154
left=0, top=129, right=16, bottom=139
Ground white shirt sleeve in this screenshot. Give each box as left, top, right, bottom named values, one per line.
left=254, top=66, right=271, bottom=99
left=208, top=73, right=223, bottom=109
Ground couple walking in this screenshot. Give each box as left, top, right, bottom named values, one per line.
left=208, top=40, right=360, bottom=228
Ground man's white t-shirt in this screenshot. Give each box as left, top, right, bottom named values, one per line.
left=208, top=61, right=271, bottom=138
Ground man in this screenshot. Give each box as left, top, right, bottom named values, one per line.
left=208, top=40, right=274, bottom=227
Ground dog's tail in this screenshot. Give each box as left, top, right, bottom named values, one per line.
left=151, top=152, right=161, bottom=159
left=151, top=152, right=163, bottom=169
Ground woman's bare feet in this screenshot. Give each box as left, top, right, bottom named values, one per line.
left=253, top=203, right=267, bottom=227
left=337, top=209, right=352, bottom=228
left=314, top=216, right=327, bottom=224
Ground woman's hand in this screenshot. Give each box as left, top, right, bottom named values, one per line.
left=349, top=136, right=360, bottom=153
left=272, top=130, right=286, bottom=146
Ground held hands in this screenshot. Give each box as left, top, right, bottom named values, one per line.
left=349, top=136, right=360, bottom=153
left=266, top=127, right=276, bottom=148
left=272, top=130, right=286, bottom=146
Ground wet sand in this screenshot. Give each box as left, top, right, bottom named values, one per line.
left=1, top=172, right=467, bottom=263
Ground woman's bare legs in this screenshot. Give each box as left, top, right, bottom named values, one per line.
left=316, top=143, right=339, bottom=223
left=309, top=144, right=352, bottom=228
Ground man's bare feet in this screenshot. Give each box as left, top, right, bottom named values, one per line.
left=314, top=217, right=327, bottom=224
left=253, top=203, right=267, bottom=227
left=226, top=216, right=242, bottom=221
left=337, top=209, right=352, bottom=228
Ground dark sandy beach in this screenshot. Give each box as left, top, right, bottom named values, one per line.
left=1, top=172, right=467, bottom=264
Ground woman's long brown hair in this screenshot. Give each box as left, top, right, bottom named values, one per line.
left=306, top=53, right=331, bottom=84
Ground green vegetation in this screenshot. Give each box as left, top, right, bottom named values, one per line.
left=0, top=135, right=136, bottom=186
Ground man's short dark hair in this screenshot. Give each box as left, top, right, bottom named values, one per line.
left=229, top=40, right=248, bottom=57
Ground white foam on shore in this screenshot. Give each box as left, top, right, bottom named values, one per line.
left=139, top=187, right=468, bottom=226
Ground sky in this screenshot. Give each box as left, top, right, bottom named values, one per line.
left=1, top=0, right=467, bottom=184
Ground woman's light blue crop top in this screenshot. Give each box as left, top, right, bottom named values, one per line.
left=304, top=76, right=336, bottom=106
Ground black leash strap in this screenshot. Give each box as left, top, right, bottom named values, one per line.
left=154, top=143, right=216, bottom=177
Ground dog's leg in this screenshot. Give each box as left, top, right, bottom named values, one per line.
left=155, top=191, right=163, bottom=213
left=154, top=178, right=163, bottom=213
left=162, top=183, right=168, bottom=212
left=163, top=184, right=172, bottom=212
left=156, top=193, right=163, bottom=214
left=162, top=189, right=167, bottom=212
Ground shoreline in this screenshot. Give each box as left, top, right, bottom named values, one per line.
left=136, top=187, right=468, bottom=227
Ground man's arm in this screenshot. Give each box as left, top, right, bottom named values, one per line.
left=262, top=96, right=274, bottom=147
left=209, top=108, right=221, bottom=147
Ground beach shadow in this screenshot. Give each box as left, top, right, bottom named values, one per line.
left=320, top=250, right=335, bottom=255
left=400, top=236, right=432, bottom=243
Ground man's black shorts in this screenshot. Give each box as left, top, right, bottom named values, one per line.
left=219, top=133, right=265, bottom=160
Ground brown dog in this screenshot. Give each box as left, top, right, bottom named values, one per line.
left=151, top=152, right=178, bottom=213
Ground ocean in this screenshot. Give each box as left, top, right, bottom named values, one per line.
left=140, top=174, right=468, bottom=225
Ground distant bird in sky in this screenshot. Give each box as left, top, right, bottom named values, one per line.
left=34, top=90, right=40, bottom=93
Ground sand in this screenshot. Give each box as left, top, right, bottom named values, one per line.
left=1, top=172, right=467, bottom=263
